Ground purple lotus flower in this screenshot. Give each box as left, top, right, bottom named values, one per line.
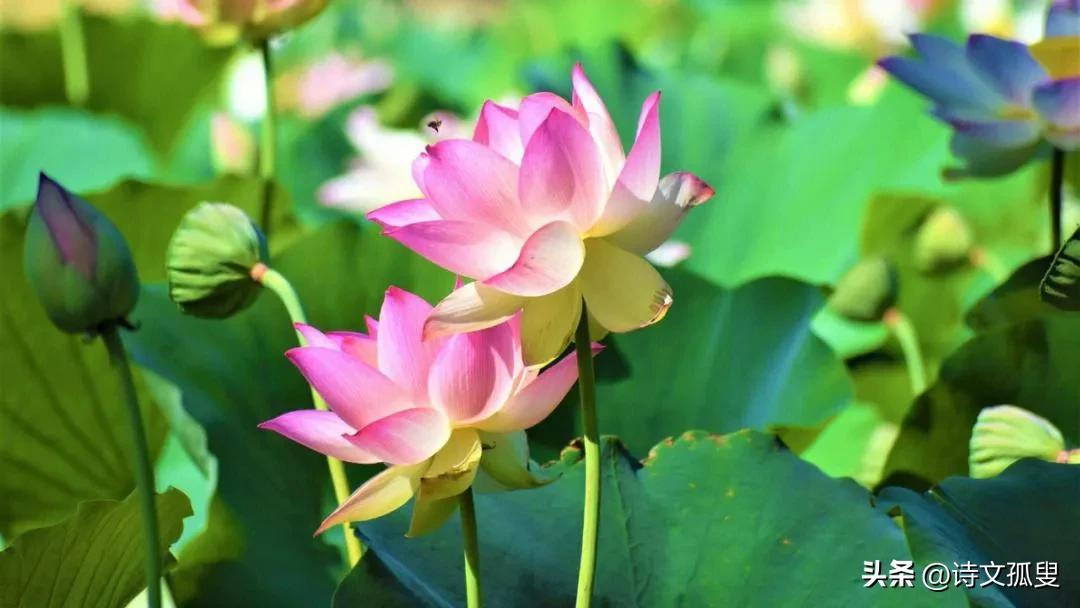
left=878, top=0, right=1079, bottom=177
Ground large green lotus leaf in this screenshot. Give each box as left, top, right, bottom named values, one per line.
left=0, top=15, right=231, bottom=153
left=879, top=460, right=1079, bottom=607
left=0, top=108, right=156, bottom=210
left=0, top=488, right=192, bottom=608
left=882, top=314, right=1080, bottom=486
left=678, top=87, right=951, bottom=287
left=0, top=210, right=169, bottom=539
left=531, top=273, right=853, bottom=458
left=123, top=221, right=454, bottom=606
left=966, top=255, right=1060, bottom=332
left=336, top=431, right=946, bottom=606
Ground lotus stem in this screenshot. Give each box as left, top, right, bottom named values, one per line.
left=459, top=489, right=482, bottom=608
left=258, top=39, right=277, bottom=236
left=252, top=263, right=363, bottom=567
left=883, top=308, right=927, bottom=396
left=101, top=325, right=161, bottom=608
left=59, top=0, right=89, bottom=106
left=1050, top=147, right=1065, bottom=252
left=574, top=302, right=600, bottom=608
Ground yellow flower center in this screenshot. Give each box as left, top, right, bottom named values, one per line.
left=1028, top=36, right=1080, bottom=80
left=997, top=105, right=1038, bottom=121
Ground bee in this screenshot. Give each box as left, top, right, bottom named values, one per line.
left=426, top=117, right=443, bottom=133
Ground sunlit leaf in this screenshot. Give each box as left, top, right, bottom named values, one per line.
left=678, top=88, right=951, bottom=287
left=0, top=209, right=168, bottom=539
left=0, top=15, right=231, bottom=153
left=0, top=488, right=192, bottom=608
left=0, top=108, right=155, bottom=209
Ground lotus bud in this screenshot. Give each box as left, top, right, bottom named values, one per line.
left=914, top=207, right=975, bottom=273
left=1040, top=226, right=1080, bottom=311
left=166, top=202, right=268, bottom=318
left=969, top=405, right=1068, bottom=479
left=827, top=257, right=898, bottom=322
left=23, top=173, right=138, bottom=334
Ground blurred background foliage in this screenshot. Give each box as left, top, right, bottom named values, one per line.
left=1, top=0, right=1078, bottom=606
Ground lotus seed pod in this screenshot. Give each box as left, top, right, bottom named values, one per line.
left=23, top=174, right=139, bottom=334
left=969, top=405, right=1067, bottom=479
left=827, top=257, right=898, bottom=322
left=166, top=202, right=268, bottom=318
left=914, top=207, right=974, bottom=273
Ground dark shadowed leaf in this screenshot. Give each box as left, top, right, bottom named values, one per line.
left=883, top=315, right=1080, bottom=485
left=336, top=431, right=946, bottom=607
left=966, top=255, right=1059, bottom=331
left=879, top=460, right=1079, bottom=607
left=1041, top=227, right=1080, bottom=311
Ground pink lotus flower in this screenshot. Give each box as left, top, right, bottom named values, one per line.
left=276, top=53, right=393, bottom=118
left=259, top=287, right=598, bottom=536
left=159, top=0, right=327, bottom=44
left=367, top=65, right=715, bottom=364
left=319, top=107, right=469, bottom=214
left=210, top=112, right=256, bottom=174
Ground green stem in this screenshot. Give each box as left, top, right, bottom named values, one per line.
left=101, top=325, right=161, bottom=608
left=573, top=302, right=600, bottom=608
left=59, top=0, right=89, bottom=106
left=1050, top=147, right=1064, bottom=252
left=885, top=309, right=926, bottom=396
left=459, top=489, right=482, bottom=608
left=254, top=265, right=363, bottom=567
left=258, top=39, right=277, bottom=237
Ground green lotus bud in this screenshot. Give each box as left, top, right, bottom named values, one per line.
left=23, top=173, right=138, bottom=334
left=969, top=405, right=1067, bottom=479
left=914, top=207, right=974, bottom=273
left=1040, top=226, right=1080, bottom=311
left=827, top=257, right=898, bottom=322
left=166, top=202, right=268, bottom=318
